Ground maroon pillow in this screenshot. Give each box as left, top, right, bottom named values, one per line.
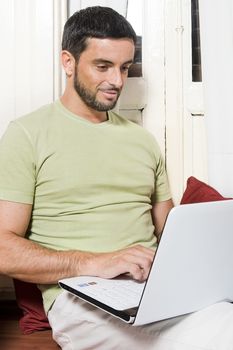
left=13, top=279, right=51, bottom=334
left=180, top=176, right=231, bottom=204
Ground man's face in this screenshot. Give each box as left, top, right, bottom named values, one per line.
left=73, top=38, right=135, bottom=111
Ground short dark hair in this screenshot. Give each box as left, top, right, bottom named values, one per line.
left=62, top=6, right=137, bottom=61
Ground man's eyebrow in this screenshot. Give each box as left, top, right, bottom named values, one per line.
left=122, top=59, right=134, bottom=65
left=93, top=59, right=134, bottom=65
left=92, top=59, right=113, bottom=65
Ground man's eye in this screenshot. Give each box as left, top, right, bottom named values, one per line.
left=97, top=65, right=108, bottom=71
left=122, top=66, right=130, bottom=73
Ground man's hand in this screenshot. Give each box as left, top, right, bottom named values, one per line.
left=80, top=245, right=155, bottom=282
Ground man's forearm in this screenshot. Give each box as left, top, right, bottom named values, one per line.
left=0, top=230, right=94, bottom=283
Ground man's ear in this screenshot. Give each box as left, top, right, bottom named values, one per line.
left=61, top=50, right=75, bottom=77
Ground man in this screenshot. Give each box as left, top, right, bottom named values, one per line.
left=0, top=6, right=233, bottom=350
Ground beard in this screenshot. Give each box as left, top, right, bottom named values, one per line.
left=73, top=68, right=121, bottom=112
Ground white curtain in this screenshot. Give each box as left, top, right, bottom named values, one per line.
left=199, top=0, right=233, bottom=196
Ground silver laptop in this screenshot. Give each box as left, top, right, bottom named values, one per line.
left=59, top=200, right=233, bottom=326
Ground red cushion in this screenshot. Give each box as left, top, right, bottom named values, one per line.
left=180, top=176, right=231, bottom=204
left=13, top=279, right=51, bottom=334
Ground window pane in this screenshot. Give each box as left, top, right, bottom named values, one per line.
left=128, top=35, right=142, bottom=77
left=191, top=0, right=202, bottom=82
left=126, top=0, right=142, bottom=77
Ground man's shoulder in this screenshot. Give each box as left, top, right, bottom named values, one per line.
left=110, top=111, right=143, bottom=131
left=15, top=102, right=56, bottom=127
left=110, top=111, right=158, bottom=139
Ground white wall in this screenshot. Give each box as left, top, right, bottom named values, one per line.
left=0, top=0, right=53, bottom=137
left=0, top=0, right=67, bottom=296
left=199, top=0, right=233, bottom=197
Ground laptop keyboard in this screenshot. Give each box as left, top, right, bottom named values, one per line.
left=76, top=278, right=146, bottom=310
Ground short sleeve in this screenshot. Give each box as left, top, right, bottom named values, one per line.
left=152, top=153, right=171, bottom=203
left=148, top=136, right=171, bottom=203
left=0, top=121, right=36, bottom=204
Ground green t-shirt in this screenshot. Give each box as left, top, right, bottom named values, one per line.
left=0, top=100, right=171, bottom=312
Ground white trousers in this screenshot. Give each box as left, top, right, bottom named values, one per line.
left=48, top=291, right=233, bottom=350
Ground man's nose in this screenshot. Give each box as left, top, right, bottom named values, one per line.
left=108, top=68, right=124, bottom=89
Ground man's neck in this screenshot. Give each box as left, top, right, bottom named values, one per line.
left=60, top=91, right=108, bottom=124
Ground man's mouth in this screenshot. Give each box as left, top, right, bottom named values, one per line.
left=100, top=89, right=119, bottom=100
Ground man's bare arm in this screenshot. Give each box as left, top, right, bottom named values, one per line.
left=151, top=199, right=174, bottom=240
left=0, top=200, right=154, bottom=284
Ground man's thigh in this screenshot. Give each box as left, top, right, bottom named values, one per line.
left=48, top=292, right=233, bottom=350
